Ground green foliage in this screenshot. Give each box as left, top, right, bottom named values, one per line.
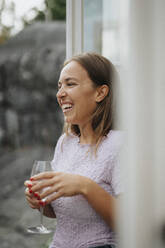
left=34, top=0, right=66, bottom=21
left=46, top=0, right=66, bottom=20
left=0, top=27, right=11, bottom=45
left=33, top=10, right=46, bottom=22
left=0, top=0, right=66, bottom=43
left=0, top=0, right=12, bottom=44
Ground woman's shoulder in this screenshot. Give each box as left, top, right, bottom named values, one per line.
left=57, top=132, right=66, bottom=143
left=102, top=129, right=124, bottom=147
left=98, top=130, right=124, bottom=161
left=107, top=129, right=124, bottom=146
left=56, top=132, right=77, bottom=149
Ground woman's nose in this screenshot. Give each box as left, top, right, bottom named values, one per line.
left=56, top=86, right=66, bottom=98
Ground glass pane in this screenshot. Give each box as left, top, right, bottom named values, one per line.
left=84, top=0, right=120, bottom=64
left=0, top=0, right=66, bottom=247
left=84, top=0, right=102, bottom=54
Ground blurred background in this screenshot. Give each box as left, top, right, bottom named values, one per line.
left=0, top=0, right=66, bottom=247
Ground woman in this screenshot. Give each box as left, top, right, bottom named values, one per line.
left=25, top=53, right=123, bottom=248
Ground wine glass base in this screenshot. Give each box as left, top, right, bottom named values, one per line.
left=27, top=226, right=53, bottom=234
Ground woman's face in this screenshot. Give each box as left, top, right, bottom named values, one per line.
left=57, top=61, right=98, bottom=127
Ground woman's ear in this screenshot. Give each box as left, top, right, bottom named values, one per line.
left=95, top=85, right=109, bottom=103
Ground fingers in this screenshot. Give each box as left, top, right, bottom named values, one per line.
left=25, top=187, right=40, bottom=209
left=30, top=175, right=60, bottom=193
left=25, top=177, right=49, bottom=209
left=24, top=178, right=52, bottom=208
left=26, top=196, right=40, bottom=209
left=31, top=171, right=58, bottom=181
left=24, top=172, right=81, bottom=207
left=24, top=180, right=32, bottom=187
left=45, top=191, right=63, bottom=205
left=39, top=182, right=61, bottom=200
left=25, top=187, right=31, bottom=197
left=24, top=182, right=41, bottom=208
left=25, top=176, right=55, bottom=196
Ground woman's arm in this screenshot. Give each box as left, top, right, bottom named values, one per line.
left=80, top=177, right=116, bottom=230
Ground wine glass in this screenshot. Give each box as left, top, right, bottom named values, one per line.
left=27, top=160, right=53, bottom=234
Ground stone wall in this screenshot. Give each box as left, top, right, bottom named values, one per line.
left=0, top=21, right=66, bottom=149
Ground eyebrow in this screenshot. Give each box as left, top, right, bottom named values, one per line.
left=58, top=77, right=78, bottom=84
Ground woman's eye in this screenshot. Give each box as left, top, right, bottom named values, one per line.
left=57, top=82, right=77, bottom=90
left=67, top=82, right=76, bottom=87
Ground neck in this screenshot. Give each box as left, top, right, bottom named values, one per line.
left=79, top=123, right=96, bottom=145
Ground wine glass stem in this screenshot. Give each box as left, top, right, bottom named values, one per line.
left=40, top=206, right=44, bottom=228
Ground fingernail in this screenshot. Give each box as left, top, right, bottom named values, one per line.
left=30, top=177, right=34, bottom=181
left=27, top=183, right=32, bottom=188
left=34, top=192, right=38, bottom=197
left=34, top=193, right=40, bottom=200
left=29, top=189, right=33, bottom=194
left=39, top=200, right=46, bottom=206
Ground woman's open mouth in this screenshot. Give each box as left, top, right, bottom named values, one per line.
left=61, top=103, right=73, bottom=113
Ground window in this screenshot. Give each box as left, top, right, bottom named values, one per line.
left=84, top=0, right=120, bottom=64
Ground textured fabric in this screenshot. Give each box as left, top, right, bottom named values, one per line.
left=89, top=245, right=115, bottom=248
left=50, top=130, right=123, bottom=248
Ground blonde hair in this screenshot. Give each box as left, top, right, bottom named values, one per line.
left=61, top=53, right=119, bottom=154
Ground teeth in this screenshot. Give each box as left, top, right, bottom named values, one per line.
left=62, top=104, right=72, bottom=110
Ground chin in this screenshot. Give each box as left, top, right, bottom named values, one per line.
left=65, top=117, right=75, bottom=124
left=64, top=115, right=78, bottom=125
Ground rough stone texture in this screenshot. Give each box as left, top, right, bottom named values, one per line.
left=0, top=21, right=66, bottom=247
left=0, top=21, right=65, bottom=148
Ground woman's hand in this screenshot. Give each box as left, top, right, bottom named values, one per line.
left=29, top=172, right=87, bottom=205
left=24, top=180, right=41, bottom=209
left=25, top=172, right=116, bottom=229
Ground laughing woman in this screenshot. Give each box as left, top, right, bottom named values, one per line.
left=25, top=53, right=123, bottom=248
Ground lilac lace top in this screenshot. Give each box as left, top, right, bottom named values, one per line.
left=50, top=130, right=123, bottom=248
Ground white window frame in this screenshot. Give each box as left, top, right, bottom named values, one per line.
left=66, top=0, right=84, bottom=59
